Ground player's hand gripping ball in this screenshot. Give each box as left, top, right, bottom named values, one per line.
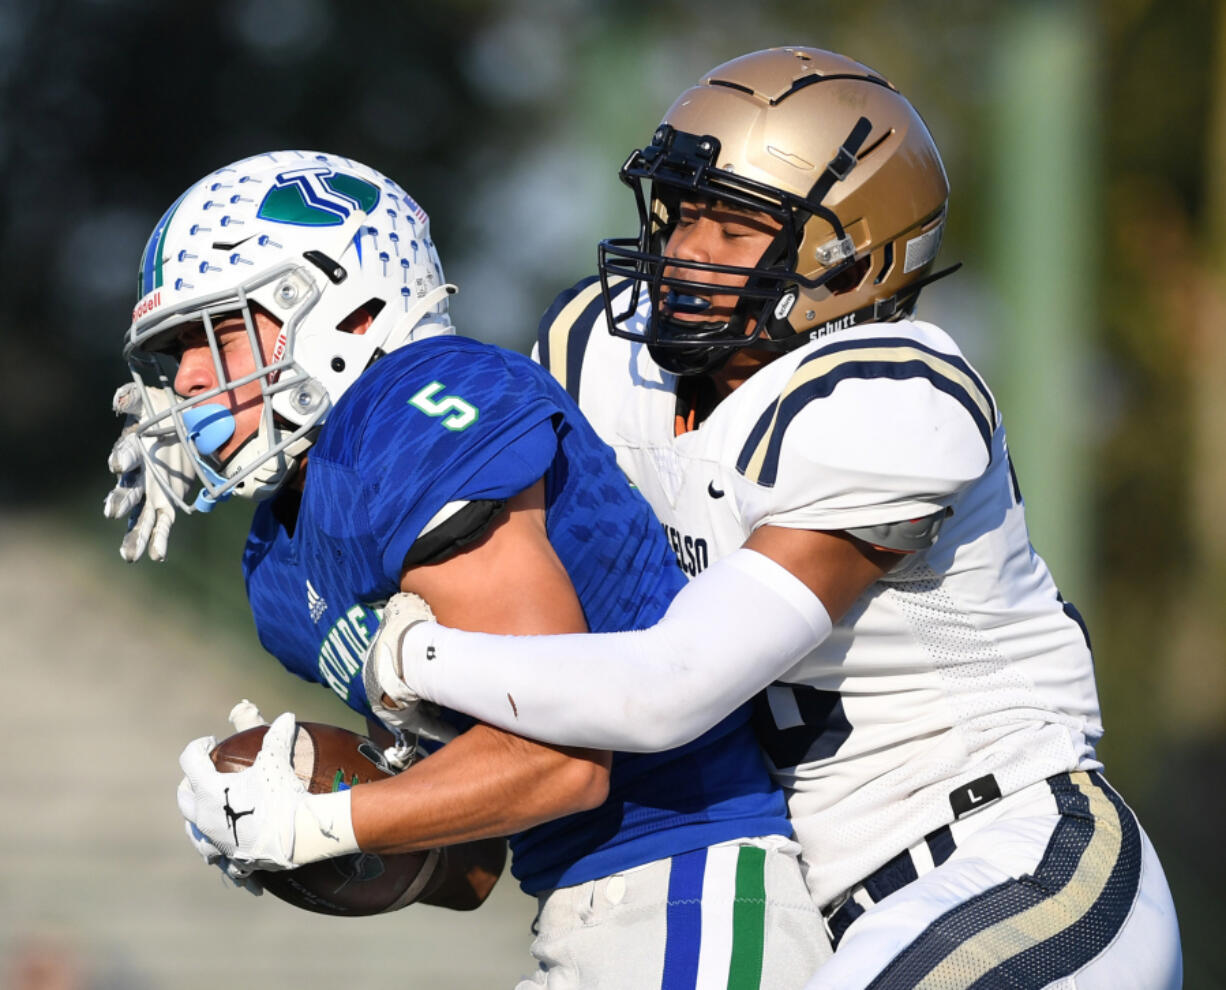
left=208, top=720, right=441, bottom=916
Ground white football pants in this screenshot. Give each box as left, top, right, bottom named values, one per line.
left=806, top=772, right=1181, bottom=989
left=515, top=835, right=829, bottom=989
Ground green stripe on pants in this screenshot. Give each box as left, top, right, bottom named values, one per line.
left=727, top=846, right=767, bottom=989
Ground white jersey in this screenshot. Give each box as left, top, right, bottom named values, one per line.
left=536, top=277, right=1104, bottom=909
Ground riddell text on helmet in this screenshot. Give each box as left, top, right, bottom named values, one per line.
left=132, top=290, right=162, bottom=323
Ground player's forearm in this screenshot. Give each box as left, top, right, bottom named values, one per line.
left=351, top=725, right=610, bottom=853
left=408, top=549, right=833, bottom=752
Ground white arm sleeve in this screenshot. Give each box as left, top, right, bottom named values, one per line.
left=405, top=549, right=832, bottom=752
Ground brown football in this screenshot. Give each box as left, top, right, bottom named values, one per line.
left=209, top=721, right=438, bottom=916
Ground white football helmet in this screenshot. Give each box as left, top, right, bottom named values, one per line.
left=124, top=150, right=455, bottom=510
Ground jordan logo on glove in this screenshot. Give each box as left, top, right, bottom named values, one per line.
left=223, top=787, right=255, bottom=844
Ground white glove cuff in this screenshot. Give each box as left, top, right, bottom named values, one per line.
left=292, top=789, right=359, bottom=865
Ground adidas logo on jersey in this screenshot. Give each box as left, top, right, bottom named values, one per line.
left=307, top=580, right=328, bottom=623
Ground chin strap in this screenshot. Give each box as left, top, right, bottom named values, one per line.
left=652, top=262, right=963, bottom=373
left=763, top=263, right=963, bottom=355
left=385, top=282, right=458, bottom=350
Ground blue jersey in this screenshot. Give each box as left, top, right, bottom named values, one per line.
left=243, top=336, right=788, bottom=893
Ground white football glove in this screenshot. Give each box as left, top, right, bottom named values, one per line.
left=228, top=698, right=269, bottom=733
left=103, top=382, right=195, bottom=562
left=177, top=712, right=359, bottom=872
left=177, top=699, right=272, bottom=894
left=183, top=820, right=264, bottom=896
left=363, top=593, right=457, bottom=746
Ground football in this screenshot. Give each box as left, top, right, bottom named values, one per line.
left=209, top=720, right=439, bottom=916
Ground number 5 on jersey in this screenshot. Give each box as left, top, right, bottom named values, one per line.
left=409, top=381, right=478, bottom=431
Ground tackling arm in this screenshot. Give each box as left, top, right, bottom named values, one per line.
left=377, top=527, right=897, bottom=753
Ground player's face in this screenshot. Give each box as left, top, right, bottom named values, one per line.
left=172, top=308, right=284, bottom=463
left=660, top=198, right=782, bottom=329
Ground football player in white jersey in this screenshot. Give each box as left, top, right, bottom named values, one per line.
left=362, top=48, right=1183, bottom=988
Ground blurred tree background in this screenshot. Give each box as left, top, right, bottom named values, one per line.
left=0, top=0, right=1221, bottom=985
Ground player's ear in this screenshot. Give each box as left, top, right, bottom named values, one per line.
left=336, top=299, right=385, bottom=337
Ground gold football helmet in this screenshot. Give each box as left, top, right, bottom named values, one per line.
left=599, top=47, right=954, bottom=375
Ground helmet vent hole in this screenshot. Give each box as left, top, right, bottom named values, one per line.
left=708, top=79, right=755, bottom=96
left=856, top=129, right=894, bottom=162
left=874, top=242, right=895, bottom=285
left=331, top=357, right=346, bottom=373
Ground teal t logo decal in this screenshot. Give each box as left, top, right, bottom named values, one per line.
left=257, top=166, right=381, bottom=227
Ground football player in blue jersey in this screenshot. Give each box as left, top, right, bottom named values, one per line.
left=106, top=150, right=825, bottom=988
left=356, top=50, right=1183, bottom=989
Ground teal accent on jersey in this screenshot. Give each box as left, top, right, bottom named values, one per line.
left=407, top=381, right=479, bottom=430
left=241, top=337, right=789, bottom=894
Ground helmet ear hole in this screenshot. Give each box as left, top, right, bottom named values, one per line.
left=825, top=256, right=872, bottom=295
left=336, top=298, right=385, bottom=336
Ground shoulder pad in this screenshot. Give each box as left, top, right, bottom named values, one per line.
left=737, top=335, right=997, bottom=488
left=401, top=499, right=508, bottom=568
left=845, top=508, right=950, bottom=553
left=536, top=276, right=632, bottom=399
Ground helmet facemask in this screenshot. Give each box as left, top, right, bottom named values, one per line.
left=126, top=265, right=327, bottom=510
left=599, top=122, right=869, bottom=376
